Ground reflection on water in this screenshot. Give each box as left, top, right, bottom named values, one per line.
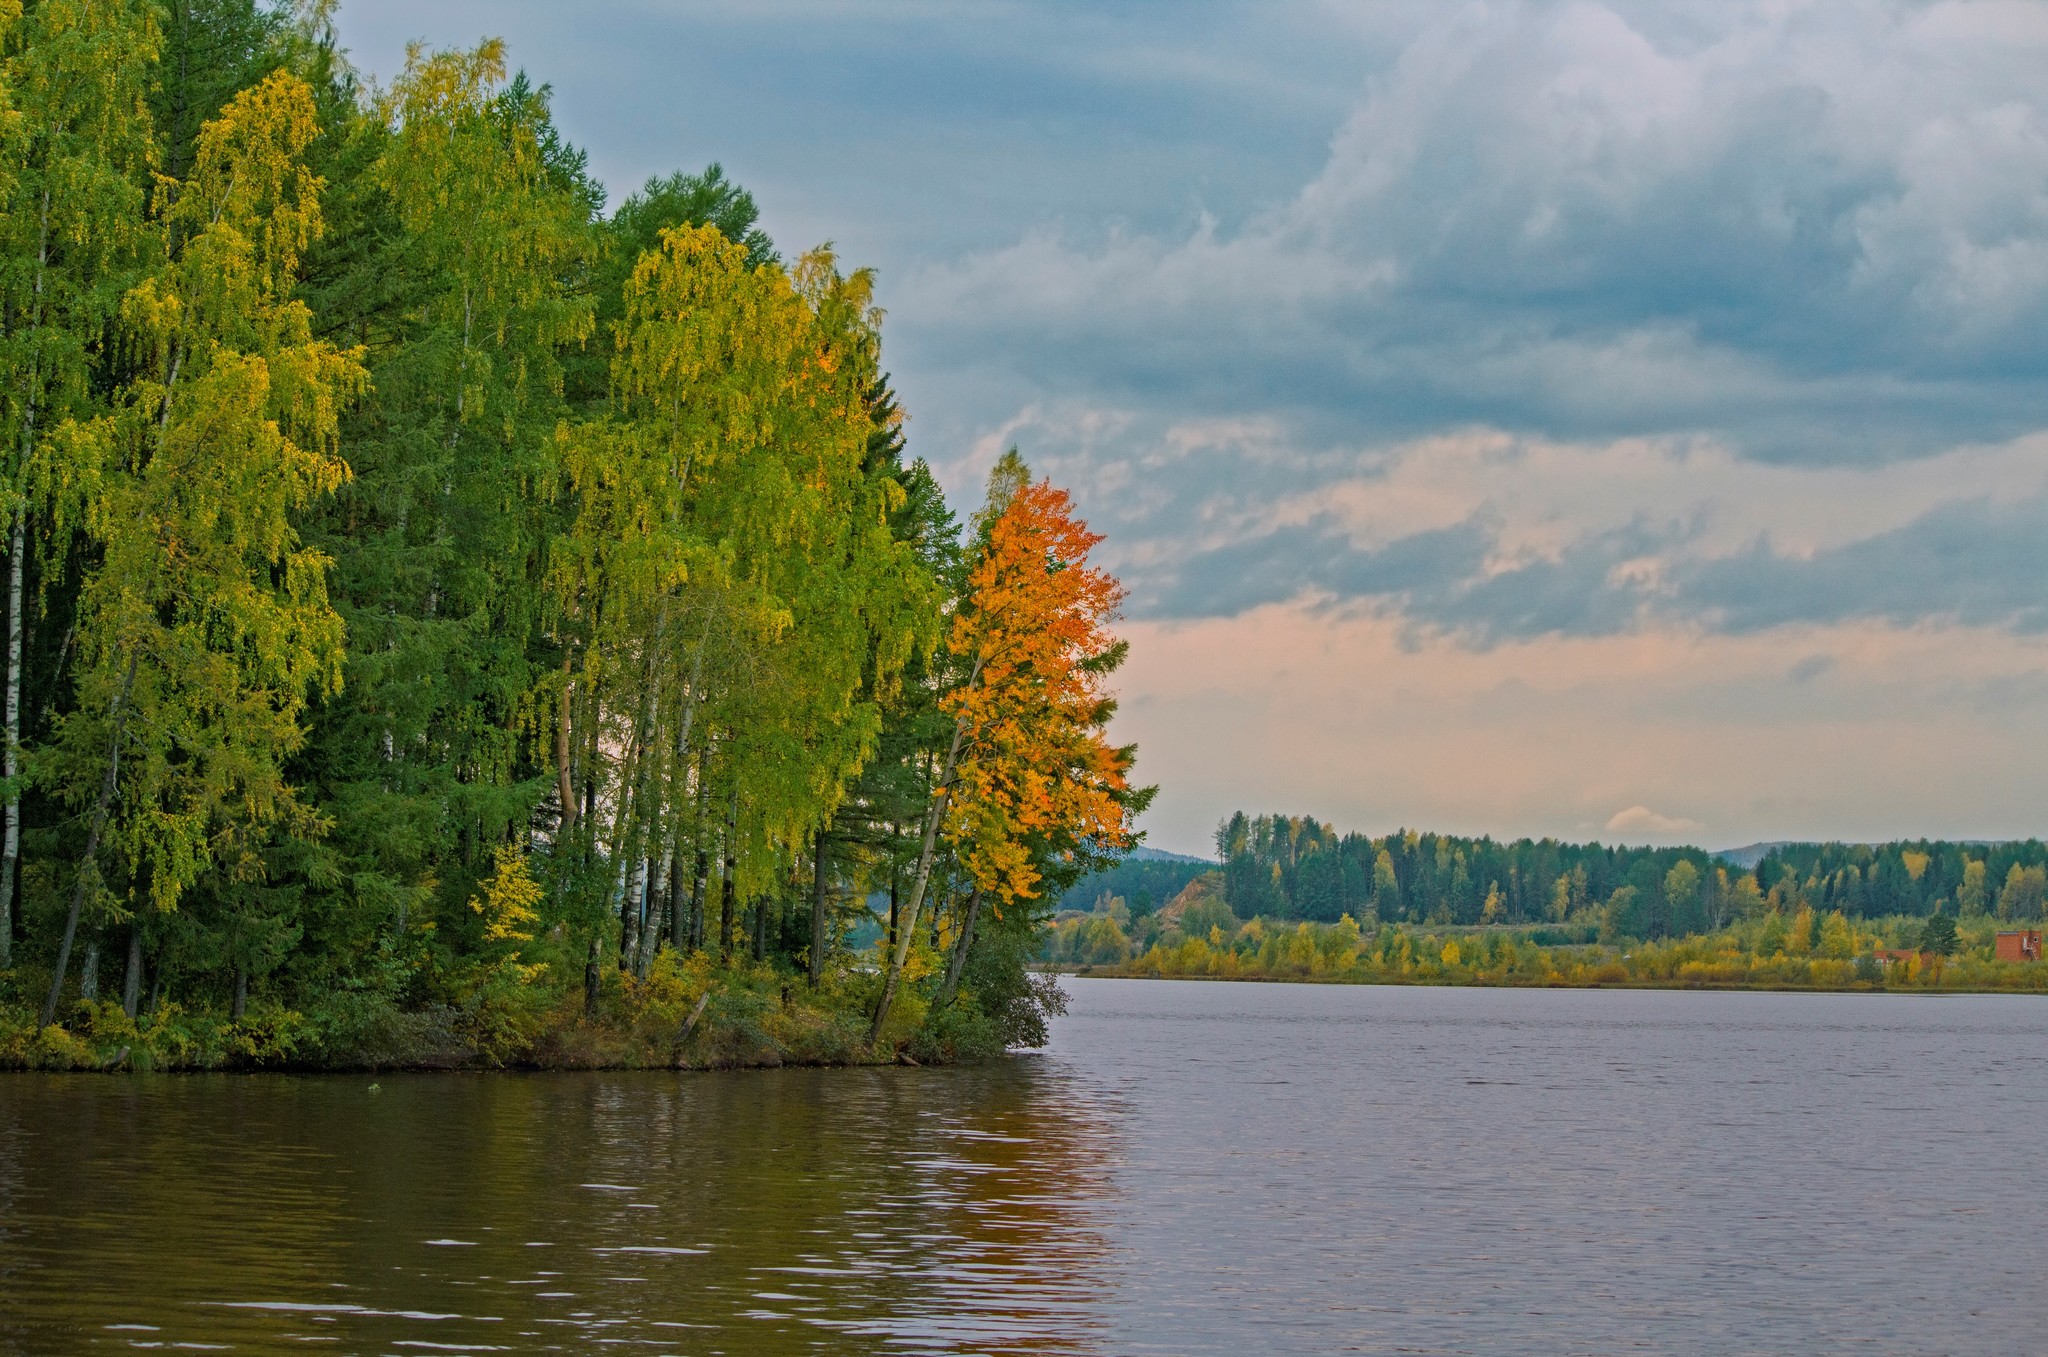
left=6, top=981, right=2048, bottom=1355
left=0, top=1062, right=1123, bottom=1354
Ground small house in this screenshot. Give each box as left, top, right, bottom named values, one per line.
left=1995, top=930, right=2043, bottom=962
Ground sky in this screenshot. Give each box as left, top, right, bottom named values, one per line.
left=334, top=0, right=2048, bottom=857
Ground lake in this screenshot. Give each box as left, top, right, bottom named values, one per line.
left=2, top=979, right=2044, bottom=1354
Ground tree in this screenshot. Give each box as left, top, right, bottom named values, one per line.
left=1728, top=873, right=1765, bottom=921
left=1372, top=848, right=1400, bottom=918
left=1598, top=886, right=1639, bottom=945
left=1918, top=911, right=1958, bottom=959
left=554, top=223, right=931, bottom=983
left=1956, top=859, right=1988, bottom=915
left=41, top=70, right=362, bottom=1023
left=1998, top=863, right=2046, bottom=922
left=0, top=0, right=161, bottom=970
left=608, top=163, right=775, bottom=276
left=1664, top=859, right=1703, bottom=938
left=872, top=457, right=1139, bottom=1040
left=1818, top=910, right=1853, bottom=959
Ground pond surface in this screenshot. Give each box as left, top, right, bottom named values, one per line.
left=2, top=979, right=2044, bottom=1354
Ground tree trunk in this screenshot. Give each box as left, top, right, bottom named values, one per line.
left=718, top=854, right=735, bottom=962
left=687, top=848, right=707, bottom=951
left=583, top=933, right=602, bottom=1016
left=869, top=709, right=972, bottom=1043
left=667, top=842, right=688, bottom=952
left=808, top=830, right=830, bottom=988
left=5, top=190, right=49, bottom=973
left=619, top=855, right=645, bottom=973
left=636, top=850, right=664, bottom=979
left=0, top=507, right=25, bottom=972
left=604, top=733, right=645, bottom=962
left=43, top=655, right=139, bottom=1028
left=79, top=940, right=99, bottom=1003
left=555, top=653, right=577, bottom=833
left=122, top=925, right=143, bottom=1019
left=937, top=888, right=985, bottom=1009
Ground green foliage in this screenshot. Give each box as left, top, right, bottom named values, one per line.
left=1918, top=912, right=1958, bottom=958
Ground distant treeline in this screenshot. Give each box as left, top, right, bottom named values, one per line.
left=1211, top=812, right=2048, bottom=935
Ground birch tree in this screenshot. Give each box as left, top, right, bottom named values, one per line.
left=0, top=0, right=159, bottom=969
left=40, top=70, right=361, bottom=1023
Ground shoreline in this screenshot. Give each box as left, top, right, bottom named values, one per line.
left=1054, top=967, right=2047, bottom=997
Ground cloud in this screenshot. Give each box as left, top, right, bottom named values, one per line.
left=1675, top=490, right=2048, bottom=633
left=1069, top=424, right=2048, bottom=646
left=905, top=0, right=2048, bottom=471
left=1604, top=805, right=1705, bottom=838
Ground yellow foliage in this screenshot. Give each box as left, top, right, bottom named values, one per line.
left=470, top=843, right=542, bottom=945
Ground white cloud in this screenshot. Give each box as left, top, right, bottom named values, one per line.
left=1604, top=806, right=1705, bottom=839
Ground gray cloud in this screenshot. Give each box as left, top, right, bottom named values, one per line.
left=1676, top=492, right=2048, bottom=634
left=1135, top=487, right=2048, bottom=647
left=1139, top=515, right=1491, bottom=620
left=905, top=0, right=2048, bottom=467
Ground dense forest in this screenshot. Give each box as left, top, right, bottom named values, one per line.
left=0, top=1, right=1143, bottom=1069
left=1209, top=813, right=2048, bottom=933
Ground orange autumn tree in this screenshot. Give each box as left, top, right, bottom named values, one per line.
left=871, top=455, right=1140, bottom=1041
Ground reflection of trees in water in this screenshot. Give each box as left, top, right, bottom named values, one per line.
left=769, top=1061, right=1125, bottom=1353
left=0, top=1064, right=1123, bottom=1354
left=555, top=1060, right=1127, bottom=1354
left=0, top=1076, right=361, bottom=1353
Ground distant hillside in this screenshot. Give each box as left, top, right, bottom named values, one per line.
left=1717, top=839, right=2018, bottom=869
left=1714, top=842, right=1793, bottom=869
left=1130, top=845, right=1215, bottom=866
left=1058, top=847, right=1215, bottom=914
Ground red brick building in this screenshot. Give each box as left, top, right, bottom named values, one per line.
left=1996, top=930, right=2043, bottom=962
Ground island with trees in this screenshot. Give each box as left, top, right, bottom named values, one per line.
left=0, top=4, right=1144, bottom=1070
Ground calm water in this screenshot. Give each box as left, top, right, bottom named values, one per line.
left=2, top=980, right=2044, bottom=1354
